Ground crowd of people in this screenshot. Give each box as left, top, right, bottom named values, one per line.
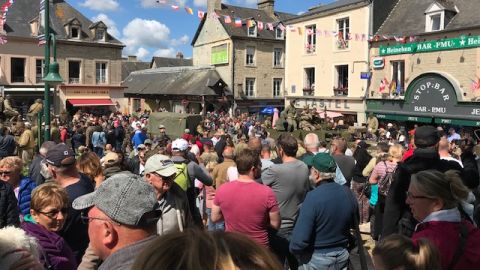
left=0, top=109, right=479, bottom=270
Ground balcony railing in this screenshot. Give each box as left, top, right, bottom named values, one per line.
left=333, top=87, right=348, bottom=96
left=69, top=77, right=80, bottom=84
left=336, top=39, right=349, bottom=50
left=303, top=87, right=315, bottom=96
left=305, top=44, right=316, bottom=54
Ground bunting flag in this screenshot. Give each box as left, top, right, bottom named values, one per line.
left=306, top=28, right=313, bottom=36
left=266, top=23, right=273, bottom=31
left=234, top=18, right=242, bottom=27
left=197, top=10, right=204, bottom=19
left=246, top=19, right=255, bottom=28
left=257, top=21, right=264, bottom=30
left=224, top=15, right=231, bottom=24
left=278, top=24, right=285, bottom=32
left=212, top=12, right=220, bottom=20
left=171, top=5, right=179, bottom=10
left=471, top=78, right=480, bottom=91
left=288, top=25, right=296, bottom=32
left=389, top=79, right=397, bottom=94
left=38, top=34, right=46, bottom=46
left=355, top=33, right=359, bottom=41
left=185, top=7, right=193, bottom=15
left=0, top=34, right=7, bottom=45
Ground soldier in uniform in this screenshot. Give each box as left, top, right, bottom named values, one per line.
left=3, top=94, right=20, bottom=122
left=264, top=116, right=272, bottom=129
left=285, top=99, right=298, bottom=132
left=299, top=105, right=316, bottom=131
left=27, top=99, right=43, bottom=123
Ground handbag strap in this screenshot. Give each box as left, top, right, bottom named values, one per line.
left=447, top=223, right=469, bottom=270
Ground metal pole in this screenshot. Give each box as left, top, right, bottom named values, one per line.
left=43, top=0, right=51, bottom=141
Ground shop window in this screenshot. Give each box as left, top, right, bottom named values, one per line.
left=273, top=78, right=282, bottom=97
left=305, top=24, right=316, bottom=54
left=248, top=24, right=257, bottom=37
left=275, top=26, right=284, bottom=40
left=273, top=48, right=283, bottom=67
left=245, top=78, right=256, bottom=97
left=246, top=46, right=255, bottom=66
left=334, top=65, right=348, bottom=96
left=68, top=61, right=81, bottom=84
left=391, top=60, right=405, bottom=95
left=303, top=67, right=315, bottom=96
left=35, top=59, right=44, bottom=83
left=336, top=18, right=349, bottom=50
left=96, top=62, right=108, bottom=84
left=10, top=58, right=25, bottom=83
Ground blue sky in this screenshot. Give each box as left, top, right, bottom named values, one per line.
left=72, top=0, right=329, bottom=61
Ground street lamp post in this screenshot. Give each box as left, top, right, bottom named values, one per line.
left=42, top=0, right=63, bottom=142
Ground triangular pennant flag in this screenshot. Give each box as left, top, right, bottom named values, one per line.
left=355, top=33, right=359, bottom=41
left=288, top=25, right=296, bottom=32
left=171, top=5, right=179, bottom=10
left=278, top=24, right=285, bottom=31
left=362, top=34, right=366, bottom=41
left=382, top=35, right=389, bottom=40
left=258, top=21, right=264, bottom=30
left=224, top=15, right=231, bottom=24
left=185, top=7, right=193, bottom=15
left=0, top=35, right=7, bottom=45
left=297, top=27, right=302, bottom=35
left=266, top=23, right=273, bottom=31
left=197, top=10, right=205, bottom=19
left=234, top=18, right=242, bottom=27
left=316, top=29, right=322, bottom=36
left=247, top=19, right=255, bottom=28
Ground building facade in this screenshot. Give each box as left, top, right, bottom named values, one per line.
left=0, top=0, right=125, bottom=115
left=192, top=0, right=294, bottom=113
left=368, top=0, right=480, bottom=127
left=284, top=0, right=398, bottom=124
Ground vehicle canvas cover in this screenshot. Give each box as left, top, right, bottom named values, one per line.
left=148, top=112, right=202, bottom=138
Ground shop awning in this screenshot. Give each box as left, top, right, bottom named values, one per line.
left=68, top=99, right=115, bottom=107
left=374, top=113, right=432, bottom=123
left=435, top=118, right=480, bottom=127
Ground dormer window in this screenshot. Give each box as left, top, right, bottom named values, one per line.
left=90, top=21, right=108, bottom=42
left=71, top=26, right=80, bottom=39
left=425, top=1, right=457, bottom=32
left=95, top=28, right=105, bottom=41
left=275, top=25, right=284, bottom=39
left=64, top=18, right=82, bottom=40
left=248, top=24, right=257, bottom=37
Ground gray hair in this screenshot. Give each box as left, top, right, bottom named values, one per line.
left=304, top=133, right=320, bottom=149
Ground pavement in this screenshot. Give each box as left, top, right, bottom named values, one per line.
left=349, top=222, right=376, bottom=270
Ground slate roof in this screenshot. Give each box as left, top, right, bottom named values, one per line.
left=286, top=0, right=370, bottom=23
left=123, top=66, right=231, bottom=96
left=121, top=61, right=150, bottom=81
left=3, top=0, right=122, bottom=45
left=150, top=57, right=193, bottom=69
left=376, top=0, right=479, bottom=36
left=192, top=4, right=296, bottom=45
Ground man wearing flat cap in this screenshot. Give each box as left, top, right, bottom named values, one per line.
left=47, top=143, right=94, bottom=262
left=290, top=153, right=357, bottom=269
left=73, top=173, right=159, bottom=270
left=383, top=125, right=469, bottom=238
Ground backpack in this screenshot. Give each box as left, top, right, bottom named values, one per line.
left=173, top=161, right=189, bottom=191
left=378, top=161, right=396, bottom=197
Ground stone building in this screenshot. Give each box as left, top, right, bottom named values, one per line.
left=0, top=0, right=125, bottom=115
left=368, top=0, right=480, bottom=127
left=284, top=0, right=398, bottom=124
left=192, top=0, right=295, bottom=113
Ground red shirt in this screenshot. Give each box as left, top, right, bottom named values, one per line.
left=60, top=128, right=68, bottom=143
left=214, top=180, right=279, bottom=246
left=413, top=221, right=480, bottom=270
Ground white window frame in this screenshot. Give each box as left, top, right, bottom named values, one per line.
left=305, top=24, right=317, bottom=54
left=245, top=77, right=256, bottom=97
left=67, top=59, right=82, bottom=84
left=334, top=64, right=349, bottom=96
left=273, top=78, right=282, bottom=97
left=35, top=58, right=45, bottom=84
left=426, top=12, right=444, bottom=32
left=96, top=28, right=106, bottom=41
left=95, top=62, right=108, bottom=84
left=248, top=25, right=257, bottom=37
left=336, top=17, right=350, bottom=50
left=303, top=67, right=315, bottom=96
left=245, top=46, right=255, bottom=66
left=273, top=48, right=283, bottom=67
left=71, top=26, right=80, bottom=39
left=275, top=26, right=284, bottom=40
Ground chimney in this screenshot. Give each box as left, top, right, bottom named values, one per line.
left=128, top=55, right=137, bottom=61
left=207, top=0, right=222, bottom=13
left=258, top=0, right=275, bottom=16
left=176, top=52, right=184, bottom=59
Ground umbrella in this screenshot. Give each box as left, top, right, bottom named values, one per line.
left=260, top=107, right=274, bottom=114
left=317, top=111, right=344, bottom=119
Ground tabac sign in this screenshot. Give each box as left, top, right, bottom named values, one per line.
left=367, top=74, right=480, bottom=121
left=379, top=36, right=480, bottom=56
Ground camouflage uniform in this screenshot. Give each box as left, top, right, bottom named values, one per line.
left=299, top=107, right=315, bottom=131
left=27, top=99, right=43, bottom=123
left=285, top=101, right=297, bottom=132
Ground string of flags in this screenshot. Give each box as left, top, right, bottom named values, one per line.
left=0, top=0, right=14, bottom=45
left=153, top=0, right=422, bottom=44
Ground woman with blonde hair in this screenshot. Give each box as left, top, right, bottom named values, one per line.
left=132, top=229, right=283, bottom=270
left=0, top=156, right=36, bottom=216
left=407, top=170, right=480, bottom=269
left=76, top=152, right=104, bottom=187
left=372, top=234, right=441, bottom=270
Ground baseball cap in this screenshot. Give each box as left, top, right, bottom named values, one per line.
left=414, top=125, right=440, bottom=148
left=144, top=139, right=152, bottom=145
left=137, top=144, right=146, bottom=150
left=72, top=173, right=158, bottom=226
left=144, top=154, right=177, bottom=177
left=172, top=138, right=189, bottom=151
left=158, top=124, right=165, bottom=129
left=304, top=153, right=337, bottom=173
left=45, top=144, right=75, bottom=167
left=101, top=152, right=119, bottom=166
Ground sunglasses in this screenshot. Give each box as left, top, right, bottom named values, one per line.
left=0, top=171, right=12, bottom=176
left=36, top=207, right=69, bottom=219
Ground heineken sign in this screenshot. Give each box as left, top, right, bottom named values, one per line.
left=379, top=36, right=480, bottom=56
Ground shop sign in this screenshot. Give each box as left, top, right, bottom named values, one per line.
left=360, top=72, right=372, bottom=80
left=372, top=57, right=384, bottom=69
left=435, top=118, right=480, bottom=127
left=379, top=36, right=480, bottom=56
left=211, top=43, right=229, bottom=65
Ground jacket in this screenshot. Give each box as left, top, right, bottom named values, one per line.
left=382, top=148, right=464, bottom=237
left=0, top=181, right=20, bottom=228
left=18, top=176, right=36, bottom=216
left=98, top=235, right=157, bottom=270
left=131, top=130, right=147, bottom=149
left=29, top=154, right=45, bottom=185
left=21, top=219, right=77, bottom=270
left=212, top=158, right=236, bottom=188
left=0, top=134, right=16, bottom=157
left=18, top=129, right=36, bottom=150
left=413, top=219, right=480, bottom=270
left=91, top=131, right=106, bottom=148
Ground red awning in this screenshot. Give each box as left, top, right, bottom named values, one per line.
left=68, top=99, right=115, bottom=107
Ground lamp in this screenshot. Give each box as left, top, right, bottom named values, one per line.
left=42, top=61, right=63, bottom=85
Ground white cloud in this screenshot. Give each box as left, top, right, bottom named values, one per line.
left=297, top=11, right=305, bottom=16
left=135, top=47, right=150, bottom=60
left=122, top=18, right=171, bottom=49
left=91, top=13, right=120, bottom=39
left=171, top=35, right=190, bottom=46
left=80, top=0, right=119, bottom=11
left=154, top=48, right=177, bottom=57
left=193, top=0, right=207, bottom=7
left=140, top=0, right=187, bottom=8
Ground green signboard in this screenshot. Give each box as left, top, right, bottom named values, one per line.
left=375, top=113, right=432, bottom=123
left=379, top=35, right=480, bottom=56
left=435, top=118, right=480, bottom=127
left=211, top=43, right=229, bottom=65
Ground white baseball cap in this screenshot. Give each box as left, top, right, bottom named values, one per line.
left=172, top=138, right=189, bottom=151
